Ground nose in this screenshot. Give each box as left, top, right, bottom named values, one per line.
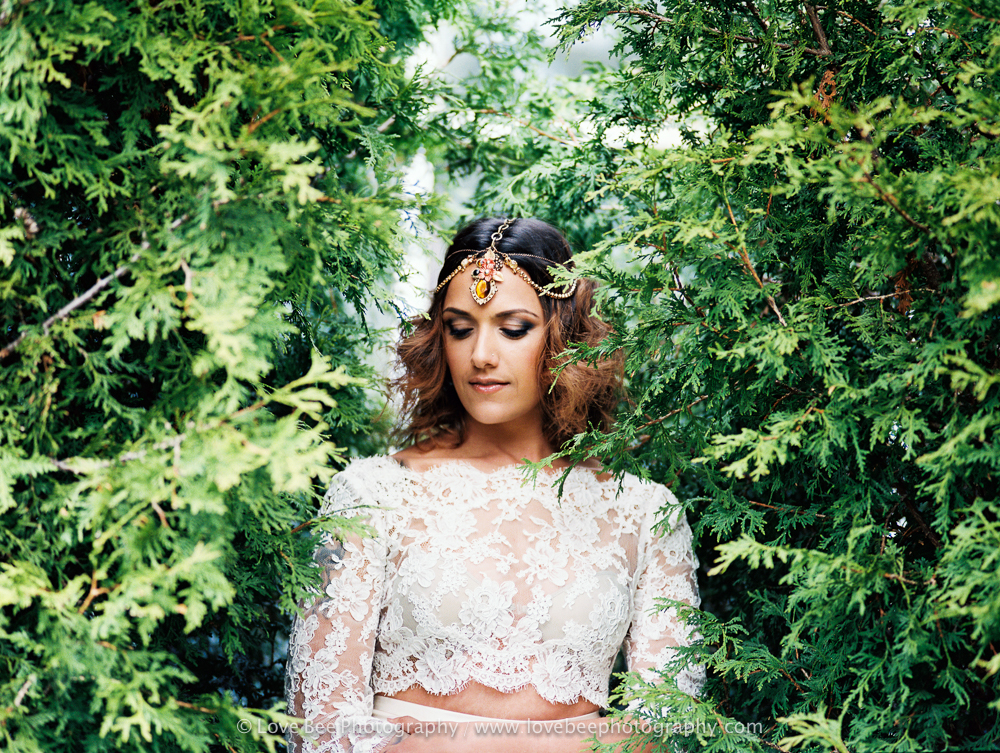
left=470, top=330, right=498, bottom=369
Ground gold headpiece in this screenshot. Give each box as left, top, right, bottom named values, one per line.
left=434, top=218, right=579, bottom=306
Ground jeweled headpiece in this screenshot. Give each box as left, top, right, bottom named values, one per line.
left=434, top=218, right=579, bottom=306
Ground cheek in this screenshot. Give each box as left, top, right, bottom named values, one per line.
left=522, top=335, right=547, bottom=389
left=443, top=341, right=462, bottom=381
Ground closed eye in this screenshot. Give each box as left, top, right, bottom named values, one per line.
left=502, top=325, right=532, bottom=339
left=446, top=324, right=472, bottom=339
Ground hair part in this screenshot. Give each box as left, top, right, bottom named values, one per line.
left=393, top=217, right=623, bottom=451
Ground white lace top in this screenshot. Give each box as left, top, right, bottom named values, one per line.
left=285, top=457, right=702, bottom=752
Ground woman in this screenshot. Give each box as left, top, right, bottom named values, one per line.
left=286, top=218, right=702, bottom=752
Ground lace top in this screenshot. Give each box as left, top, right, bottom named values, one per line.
left=285, top=457, right=702, bottom=753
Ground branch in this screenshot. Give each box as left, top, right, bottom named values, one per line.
left=824, top=288, right=933, bottom=309
left=227, top=28, right=286, bottom=61
left=779, top=667, right=806, bottom=694
left=630, top=396, right=710, bottom=449
left=13, top=674, right=37, bottom=707
left=608, top=8, right=833, bottom=56
left=760, top=738, right=793, bottom=753
left=966, top=7, right=1000, bottom=24
left=804, top=4, right=833, bottom=56
left=836, top=10, right=875, bottom=35
left=637, top=395, right=709, bottom=432
left=471, top=108, right=577, bottom=146
left=861, top=175, right=931, bottom=233
left=52, top=433, right=187, bottom=474
left=903, top=498, right=942, bottom=548
left=246, top=107, right=283, bottom=134
left=723, top=195, right=788, bottom=326
left=670, top=265, right=703, bottom=315
left=289, top=519, right=314, bottom=535
left=0, top=253, right=140, bottom=360
left=607, top=8, right=668, bottom=24
left=174, top=700, right=219, bottom=714
left=78, top=572, right=110, bottom=613
left=748, top=499, right=828, bottom=519
left=743, top=0, right=769, bottom=30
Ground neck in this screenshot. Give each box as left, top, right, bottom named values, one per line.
left=460, top=411, right=554, bottom=465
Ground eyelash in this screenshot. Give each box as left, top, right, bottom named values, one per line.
left=502, top=326, right=531, bottom=339
left=445, top=324, right=533, bottom=340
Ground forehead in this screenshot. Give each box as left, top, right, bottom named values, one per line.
left=442, top=265, right=544, bottom=317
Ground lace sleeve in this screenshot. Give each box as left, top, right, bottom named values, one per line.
left=623, top=484, right=705, bottom=697
left=285, top=468, right=400, bottom=753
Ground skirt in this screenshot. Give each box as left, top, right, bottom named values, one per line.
left=372, top=695, right=602, bottom=723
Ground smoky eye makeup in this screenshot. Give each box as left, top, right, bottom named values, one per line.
left=501, top=321, right=534, bottom=339
left=444, top=320, right=473, bottom=339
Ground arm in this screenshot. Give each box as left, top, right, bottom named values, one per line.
left=286, top=469, right=402, bottom=753
left=623, top=484, right=705, bottom=701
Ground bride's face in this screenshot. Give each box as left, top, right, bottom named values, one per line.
left=441, top=265, right=547, bottom=431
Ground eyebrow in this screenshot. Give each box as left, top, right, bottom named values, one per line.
left=443, top=306, right=541, bottom=320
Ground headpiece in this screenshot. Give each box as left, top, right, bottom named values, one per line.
left=433, top=218, right=579, bottom=306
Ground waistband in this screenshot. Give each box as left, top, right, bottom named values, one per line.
left=372, top=695, right=602, bottom=723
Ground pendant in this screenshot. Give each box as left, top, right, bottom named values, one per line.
left=471, top=278, right=495, bottom=305
left=470, top=251, right=499, bottom=305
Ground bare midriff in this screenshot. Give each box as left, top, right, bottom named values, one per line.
left=385, top=682, right=601, bottom=720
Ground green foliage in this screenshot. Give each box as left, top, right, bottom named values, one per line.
left=4, top=0, right=999, bottom=750
left=439, top=0, right=1000, bottom=749
left=0, top=0, right=449, bottom=750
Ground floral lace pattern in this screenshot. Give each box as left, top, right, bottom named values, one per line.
left=285, top=457, right=702, bottom=752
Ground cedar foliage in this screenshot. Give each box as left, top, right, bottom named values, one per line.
left=3, top=0, right=999, bottom=752
left=0, top=1, right=448, bottom=750
left=452, top=0, right=999, bottom=750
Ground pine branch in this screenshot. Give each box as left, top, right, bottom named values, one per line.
left=824, top=289, right=934, bottom=308
left=174, top=700, right=218, bottom=714
left=13, top=675, right=37, bottom=707
left=78, top=572, right=111, bottom=614
left=472, top=109, right=577, bottom=146
left=748, top=500, right=828, bottom=519
left=836, top=10, right=875, bottom=35
left=723, top=194, right=788, bottom=326
left=903, top=498, right=942, bottom=548
left=861, top=175, right=931, bottom=233
left=743, top=0, right=769, bottom=30
left=607, top=8, right=834, bottom=57
left=0, top=253, right=140, bottom=360
left=630, top=396, right=710, bottom=449
left=804, top=5, right=833, bottom=56
left=52, top=434, right=188, bottom=474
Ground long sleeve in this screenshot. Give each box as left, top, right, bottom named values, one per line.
left=285, top=469, right=399, bottom=753
left=623, top=485, right=705, bottom=697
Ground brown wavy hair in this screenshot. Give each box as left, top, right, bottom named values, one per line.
left=393, top=217, right=624, bottom=451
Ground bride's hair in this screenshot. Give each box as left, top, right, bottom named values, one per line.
left=393, top=217, right=623, bottom=450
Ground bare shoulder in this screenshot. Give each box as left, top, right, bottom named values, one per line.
left=392, top=435, right=464, bottom=472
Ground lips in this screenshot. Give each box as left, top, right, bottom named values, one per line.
left=469, top=379, right=508, bottom=394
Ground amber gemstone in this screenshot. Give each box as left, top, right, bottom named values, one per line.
left=475, top=279, right=490, bottom=299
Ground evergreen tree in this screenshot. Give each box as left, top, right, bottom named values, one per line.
left=4, top=0, right=999, bottom=751
left=0, top=1, right=450, bottom=750
left=445, top=0, right=1000, bottom=749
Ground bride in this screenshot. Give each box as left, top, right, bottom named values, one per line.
left=286, top=218, right=702, bottom=752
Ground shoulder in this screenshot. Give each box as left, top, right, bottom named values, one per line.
left=598, top=471, right=685, bottom=530
left=391, top=444, right=449, bottom=473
